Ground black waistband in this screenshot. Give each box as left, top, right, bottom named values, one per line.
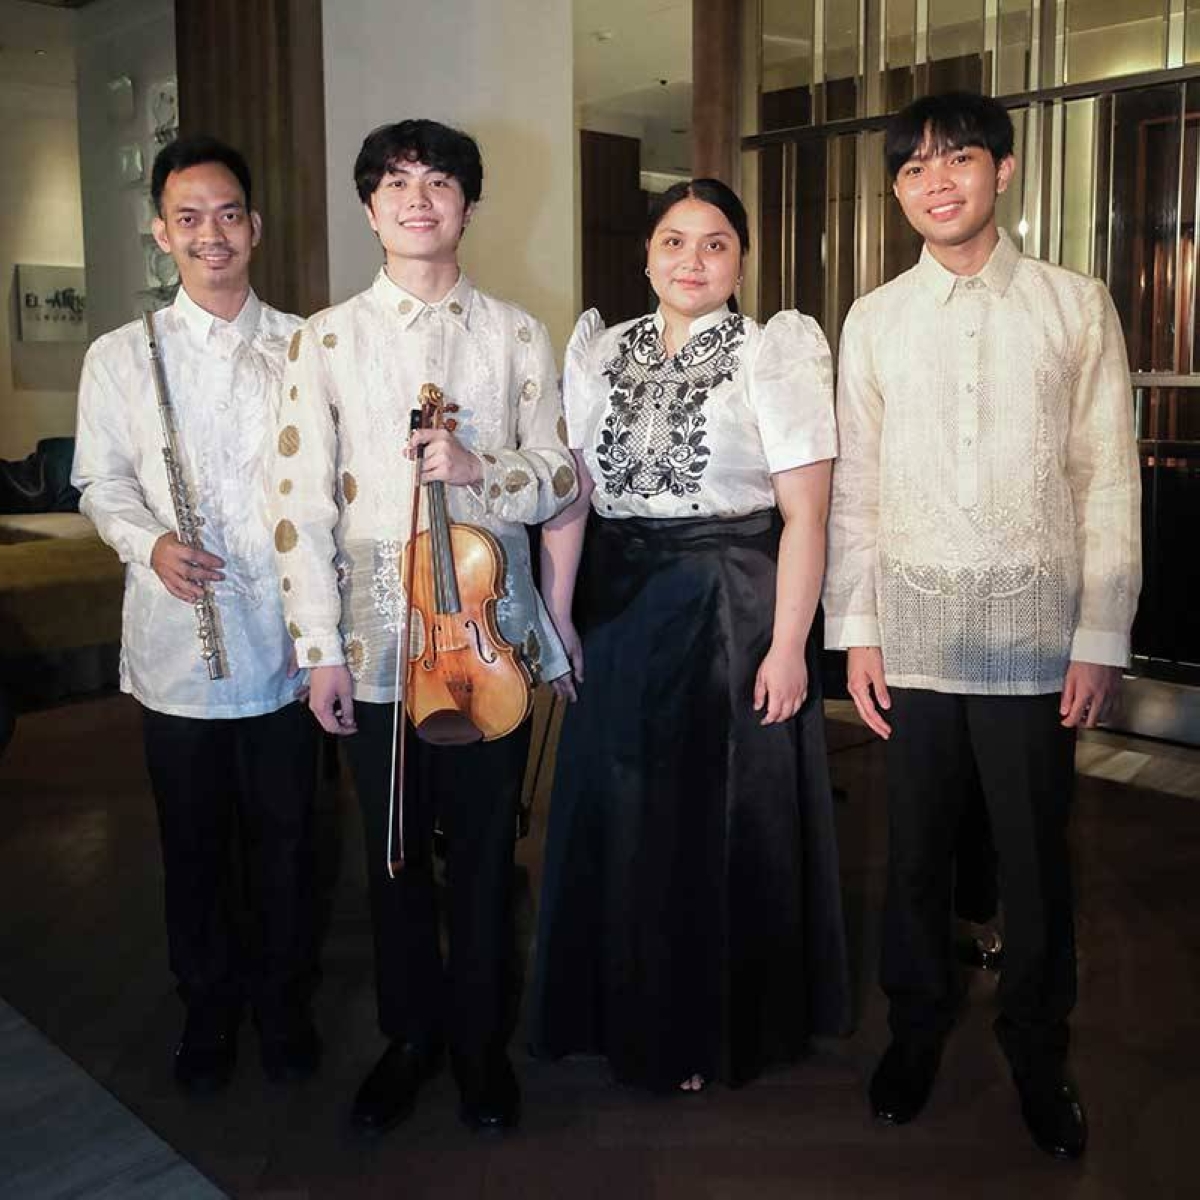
left=587, top=507, right=779, bottom=549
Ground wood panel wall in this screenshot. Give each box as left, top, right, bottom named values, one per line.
left=175, top=0, right=329, bottom=317
left=580, top=130, right=651, bottom=326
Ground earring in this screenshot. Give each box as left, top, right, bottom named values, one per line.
left=644, top=267, right=650, bottom=277
left=736, top=276, right=743, bottom=286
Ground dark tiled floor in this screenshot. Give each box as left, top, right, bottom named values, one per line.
left=1, top=693, right=1197, bottom=1199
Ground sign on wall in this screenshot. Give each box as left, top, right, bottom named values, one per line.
left=16, top=265, right=88, bottom=344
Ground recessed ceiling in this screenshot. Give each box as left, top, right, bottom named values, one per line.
left=575, top=0, right=692, bottom=175
left=0, top=0, right=79, bottom=86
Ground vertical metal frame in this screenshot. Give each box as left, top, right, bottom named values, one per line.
left=1168, top=0, right=1187, bottom=69
left=915, top=0, right=931, bottom=93
left=814, top=0, right=828, bottom=123
left=985, top=0, right=1001, bottom=93
left=1174, top=78, right=1189, bottom=372
left=782, top=140, right=798, bottom=311
left=1190, top=83, right=1200, bottom=371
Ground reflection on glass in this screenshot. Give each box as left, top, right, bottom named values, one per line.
left=1183, top=80, right=1200, bottom=374
left=1061, top=99, right=1097, bottom=275
left=994, top=106, right=1028, bottom=249
left=824, top=0, right=859, bottom=120
left=796, top=141, right=828, bottom=318
left=1130, top=385, right=1200, bottom=666
left=755, top=140, right=827, bottom=324
left=885, top=0, right=917, bottom=110
left=997, top=0, right=1033, bottom=96
left=1109, top=86, right=1181, bottom=372
left=758, top=144, right=785, bottom=318
left=928, top=0, right=984, bottom=93
left=1066, top=0, right=1166, bottom=84
left=827, top=134, right=858, bottom=339
left=761, top=0, right=815, bottom=132
left=1188, top=0, right=1200, bottom=65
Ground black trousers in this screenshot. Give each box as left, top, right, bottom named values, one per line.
left=344, top=702, right=531, bottom=1059
left=141, top=701, right=318, bottom=1039
left=953, top=762, right=999, bottom=924
left=881, top=689, right=1076, bottom=1079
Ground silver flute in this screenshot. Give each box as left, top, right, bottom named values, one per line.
left=141, top=310, right=226, bottom=680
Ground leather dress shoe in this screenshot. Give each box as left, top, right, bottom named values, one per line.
left=351, top=1040, right=443, bottom=1133
left=261, top=1022, right=322, bottom=1084
left=955, top=924, right=1005, bottom=972
left=174, top=1023, right=237, bottom=1094
left=454, top=1050, right=520, bottom=1132
left=869, top=1038, right=942, bottom=1125
left=1015, top=1075, right=1087, bottom=1159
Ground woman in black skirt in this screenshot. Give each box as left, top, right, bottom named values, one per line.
left=531, top=179, right=850, bottom=1092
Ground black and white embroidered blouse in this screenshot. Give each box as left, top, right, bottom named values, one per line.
left=564, top=305, right=837, bottom=519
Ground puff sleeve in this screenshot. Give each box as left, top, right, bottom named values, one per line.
left=562, top=308, right=606, bottom=451
left=746, top=310, right=837, bottom=474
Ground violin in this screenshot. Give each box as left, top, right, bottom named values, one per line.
left=387, top=383, right=534, bottom=873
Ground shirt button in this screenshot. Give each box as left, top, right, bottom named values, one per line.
left=398, top=299, right=413, bottom=315
left=963, top=436, right=974, bottom=447
left=966, top=329, right=977, bottom=338
left=448, top=301, right=463, bottom=316
left=966, top=383, right=975, bottom=393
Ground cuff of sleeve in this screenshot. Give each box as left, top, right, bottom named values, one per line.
left=767, top=437, right=837, bottom=474
left=129, top=525, right=165, bottom=568
left=473, top=452, right=505, bottom=516
left=294, top=631, right=345, bottom=669
left=1069, top=628, right=1130, bottom=668
left=824, top=614, right=881, bottom=649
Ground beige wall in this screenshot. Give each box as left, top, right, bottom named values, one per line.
left=321, top=0, right=576, bottom=352
left=0, top=2, right=85, bottom=459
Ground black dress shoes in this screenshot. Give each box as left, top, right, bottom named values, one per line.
left=1015, top=1075, right=1087, bottom=1159
left=955, top=923, right=1005, bottom=972
left=174, top=1023, right=237, bottom=1094
left=454, top=1050, right=520, bottom=1132
left=351, top=1041, right=443, bottom=1133
left=261, top=1022, right=322, bottom=1084
left=869, top=1038, right=942, bottom=1125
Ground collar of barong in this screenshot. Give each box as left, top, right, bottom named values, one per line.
left=171, top=284, right=263, bottom=349
left=372, top=267, right=476, bottom=331
left=915, top=227, right=1021, bottom=305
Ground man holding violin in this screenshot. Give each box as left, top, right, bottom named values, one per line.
left=271, top=119, right=576, bottom=1133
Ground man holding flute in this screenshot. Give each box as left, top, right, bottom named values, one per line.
left=72, top=136, right=320, bottom=1094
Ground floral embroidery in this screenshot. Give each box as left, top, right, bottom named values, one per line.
left=344, top=633, right=369, bottom=680
left=597, top=314, right=745, bottom=497
left=371, top=539, right=404, bottom=633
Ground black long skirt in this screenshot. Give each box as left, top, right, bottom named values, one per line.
left=530, top=509, right=851, bottom=1090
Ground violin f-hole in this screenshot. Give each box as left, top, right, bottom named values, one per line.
left=464, top=618, right=498, bottom=664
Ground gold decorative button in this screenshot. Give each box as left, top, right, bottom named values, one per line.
left=448, top=301, right=463, bottom=316
left=398, top=299, right=414, bottom=315
left=517, top=326, right=531, bottom=343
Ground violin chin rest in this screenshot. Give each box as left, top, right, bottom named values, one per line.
left=415, top=709, right=485, bottom=746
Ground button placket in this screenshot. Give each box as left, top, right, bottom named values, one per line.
left=956, top=291, right=982, bottom=508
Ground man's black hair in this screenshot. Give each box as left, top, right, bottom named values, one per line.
left=645, top=177, right=751, bottom=255
left=884, top=91, right=1015, bottom=180
left=151, top=135, right=253, bottom=215
left=354, top=119, right=483, bottom=205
